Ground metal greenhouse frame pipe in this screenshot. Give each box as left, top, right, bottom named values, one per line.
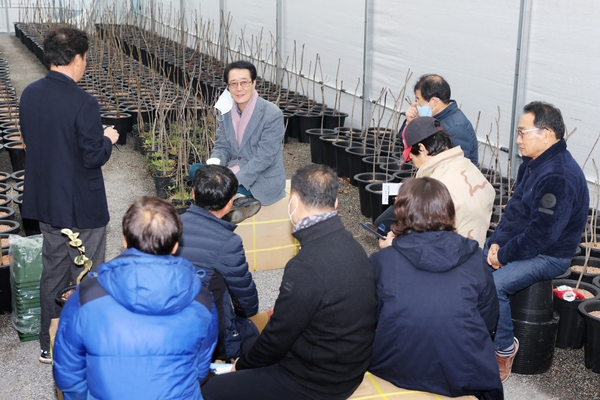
left=509, top=0, right=533, bottom=178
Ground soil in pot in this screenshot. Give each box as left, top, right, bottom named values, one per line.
left=570, top=256, right=600, bottom=284
left=0, top=206, right=14, bottom=220
left=0, top=194, right=10, bottom=207
left=0, top=220, right=19, bottom=234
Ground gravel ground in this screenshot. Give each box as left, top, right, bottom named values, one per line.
left=0, top=32, right=598, bottom=400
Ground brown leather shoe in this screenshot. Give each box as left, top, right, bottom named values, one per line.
left=496, top=338, right=519, bottom=382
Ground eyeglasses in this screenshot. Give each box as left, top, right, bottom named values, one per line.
left=228, top=81, right=252, bottom=90
left=516, top=127, right=543, bottom=139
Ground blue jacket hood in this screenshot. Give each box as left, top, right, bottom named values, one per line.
left=97, top=248, right=201, bottom=315
left=392, top=231, right=479, bottom=273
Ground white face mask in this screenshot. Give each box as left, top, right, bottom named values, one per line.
left=287, top=195, right=299, bottom=229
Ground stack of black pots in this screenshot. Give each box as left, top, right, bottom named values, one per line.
left=510, top=280, right=560, bottom=374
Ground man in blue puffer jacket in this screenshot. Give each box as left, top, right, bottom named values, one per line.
left=53, top=197, right=218, bottom=400
left=178, top=165, right=259, bottom=361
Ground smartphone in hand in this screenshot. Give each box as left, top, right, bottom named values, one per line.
left=360, top=222, right=387, bottom=240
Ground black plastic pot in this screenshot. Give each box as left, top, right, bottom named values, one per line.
left=332, top=140, right=351, bottom=178
left=319, top=135, right=343, bottom=170
left=283, top=112, right=295, bottom=142
left=377, top=161, right=402, bottom=175
left=354, top=172, right=394, bottom=219
left=578, top=300, right=600, bottom=373
left=12, top=181, right=23, bottom=194
left=510, top=279, right=555, bottom=323
left=4, top=140, right=25, bottom=172
left=11, top=169, right=24, bottom=181
left=153, top=175, right=174, bottom=199
left=346, top=146, right=376, bottom=186
left=294, top=111, right=321, bottom=143
left=306, top=129, right=335, bottom=164
left=126, top=104, right=155, bottom=126
left=101, top=112, right=132, bottom=145
left=365, top=181, right=398, bottom=223
left=12, top=194, right=40, bottom=236
left=0, top=171, right=9, bottom=183
left=56, top=284, right=77, bottom=306
left=553, top=279, right=600, bottom=349
left=393, top=169, right=416, bottom=183
left=510, top=280, right=559, bottom=375
left=511, top=312, right=559, bottom=375
left=0, top=182, right=9, bottom=195
left=321, top=111, right=348, bottom=130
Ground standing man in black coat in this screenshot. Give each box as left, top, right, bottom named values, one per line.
left=19, top=26, right=119, bottom=363
left=202, top=164, right=378, bottom=400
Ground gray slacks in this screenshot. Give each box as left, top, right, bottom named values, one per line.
left=38, top=222, right=106, bottom=351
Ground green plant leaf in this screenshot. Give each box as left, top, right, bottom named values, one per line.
left=69, top=239, right=83, bottom=247
left=83, top=259, right=93, bottom=270
left=74, top=255, right=86, bottom=265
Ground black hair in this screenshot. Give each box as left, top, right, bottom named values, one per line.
left=414, top=74, right=451, bottom=104
left=392, top=177, right=455, bottom=235
left=43, top=26, right=89, bottom=67
left=523, top=101, right=565, bottom=139
left=291, top=164, right=337, bottom=209
left=410, top=130, right=454, bottom=158
left=224, top=60, right=257, bottom=84
left=192, top=165, right=238, bottom=211
left=122, top=196, right=182, bottom=255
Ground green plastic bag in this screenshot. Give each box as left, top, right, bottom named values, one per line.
left=9, top=234, right=43, bottom=335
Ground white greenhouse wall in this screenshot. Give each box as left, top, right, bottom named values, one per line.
left=3, top=0, right=600, bottom=188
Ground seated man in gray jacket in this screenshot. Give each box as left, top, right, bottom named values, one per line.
left=177, top=165, right=259, bottom=361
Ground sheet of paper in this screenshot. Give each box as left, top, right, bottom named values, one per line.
left=382, top=183, right=402, bottom=205
left=210, top=363, right=235, bottom=375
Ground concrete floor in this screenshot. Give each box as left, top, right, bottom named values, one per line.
left=0, top=31, right=598, bottom=400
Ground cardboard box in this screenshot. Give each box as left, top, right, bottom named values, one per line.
left=349, top=372, right=477, bottom=400
left=236, top=181, right=299, bottom=271
left=50, top=318, right=64, bottom=400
